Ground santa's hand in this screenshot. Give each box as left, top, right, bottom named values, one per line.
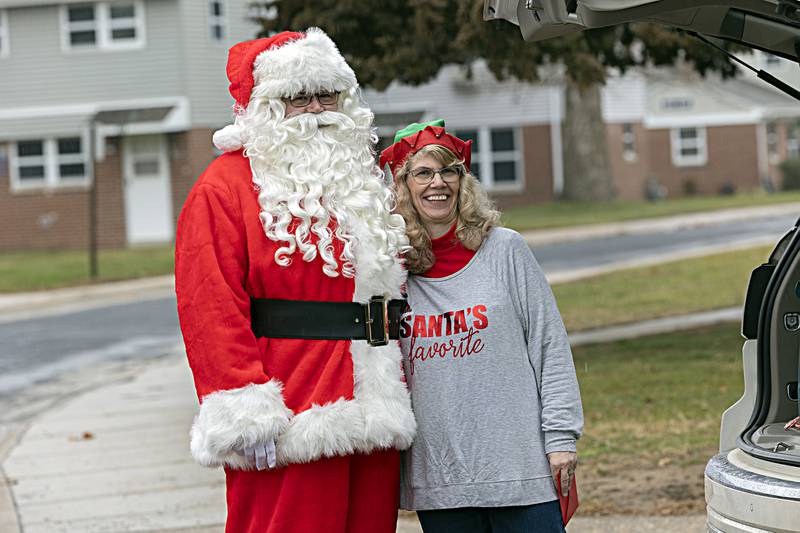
left=236, top=440, right=277, bottom=470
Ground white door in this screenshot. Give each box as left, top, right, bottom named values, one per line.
left=123, top=134, right=174, bottom=244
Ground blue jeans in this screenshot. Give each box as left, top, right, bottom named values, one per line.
left=417, top=500, right=566, bottom=533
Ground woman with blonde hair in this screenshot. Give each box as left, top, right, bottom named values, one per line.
left=381, top=120, right=583, bottom=533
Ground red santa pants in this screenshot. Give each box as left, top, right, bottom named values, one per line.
left=224, top=448, right=400, bottom=533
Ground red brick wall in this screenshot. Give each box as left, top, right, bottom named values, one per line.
left=646, top=125, right=760, bottom=197
left=170, top=128, right=218, bottom=227
left=0, top=129, right=221, bottom=251
left=492, top=124, right=553, bottom=210
left=0, top=138, right=126, bottom=251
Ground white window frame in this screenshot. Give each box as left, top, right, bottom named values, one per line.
left=208, top=0, right=227, bottom=43
left=766, top=121, right=780, bottom=164
left=0, top=10, right=9, bottom=58
left=60, top=1, right=146, bottom=53
left=457, top=126, right=524, bottom=192
left=622, top=122, right=636, bottom=162
left=670, top=126, right=708, bottom=167
left=9, top=134, right=92, bottom=192
left=788, top=122, right=800, bottom=159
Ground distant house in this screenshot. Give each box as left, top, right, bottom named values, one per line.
left=0, top=0, right=260, bottom=250
left=366, top=55, right=800, bottom=209
left=1, top=5, right=798, bottom=251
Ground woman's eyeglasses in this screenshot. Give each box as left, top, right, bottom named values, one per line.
left=285, top=92, right=339, bottom=107
left=409, top=166, right=462, bottom=185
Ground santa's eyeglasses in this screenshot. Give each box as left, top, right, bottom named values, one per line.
left=285, top=91, right=340, bottom=107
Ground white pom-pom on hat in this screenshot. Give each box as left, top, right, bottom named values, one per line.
left=212, top=124, right=245, bottom=152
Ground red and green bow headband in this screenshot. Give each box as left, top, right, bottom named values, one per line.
left=379, top=119, right=473, bottom=177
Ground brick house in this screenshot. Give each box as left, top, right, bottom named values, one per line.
left=366, top=56, right=800, bottom=208
left=1, top=4, right=797, bottom=250
left=0, top=0, right=260, bottom=250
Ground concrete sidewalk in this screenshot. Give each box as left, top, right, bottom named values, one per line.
left=0, top=308, right=732, bottom=532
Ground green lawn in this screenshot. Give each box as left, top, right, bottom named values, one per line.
left=553, top=245, right=772, bottom=331
left=502, top=190, right=800, bottom=232
left=575, top=322, right=744, bottom=466
left=573, top=323, right=746, bottom=515
left=0, top=247, right=174, bottom=292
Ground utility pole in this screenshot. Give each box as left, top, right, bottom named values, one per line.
left=88, top=120, right=99, bottom=280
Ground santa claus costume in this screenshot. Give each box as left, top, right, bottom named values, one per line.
left=175, top=29, right=416, bottom=533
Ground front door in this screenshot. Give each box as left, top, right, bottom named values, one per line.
left=122, top=134, right=173, bottom=244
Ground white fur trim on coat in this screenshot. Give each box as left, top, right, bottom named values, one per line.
left=253, top=27, right=357, bottom=98
left=212, top=124, right=245, bottom=152
left=190, top=380, right=293, bottom=469
left=274, top=341, right=416, bottom=466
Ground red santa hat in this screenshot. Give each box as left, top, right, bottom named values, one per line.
left=213, top=28, right=358, bottom=152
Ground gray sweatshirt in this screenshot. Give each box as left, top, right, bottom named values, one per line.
left=399, top=227, right=583, bottom=510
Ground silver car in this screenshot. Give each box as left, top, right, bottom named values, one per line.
left=485, top=1, right=800, bottom=531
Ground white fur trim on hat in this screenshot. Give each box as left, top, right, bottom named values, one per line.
left=190, top=380, right=293, bottom=469
left=253, top=27, right=358, bottom=98
left=212, top=124, right=245, bottom=152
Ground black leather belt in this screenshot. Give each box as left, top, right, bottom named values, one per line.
left=250, top=296, right=408, bottom=347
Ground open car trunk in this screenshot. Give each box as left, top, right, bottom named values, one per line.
left=485, top=1, right=800, bottom=63
left=741, top=218, right=800, bottom=465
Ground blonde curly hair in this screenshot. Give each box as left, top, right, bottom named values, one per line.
left=394, top=144, right=502, bottom=274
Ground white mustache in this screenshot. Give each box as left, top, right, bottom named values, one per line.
left=281, top=111, right=356, bottom=135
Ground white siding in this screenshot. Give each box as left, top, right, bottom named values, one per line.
left=178, top=0, right=261, bottom=127
left=602, top=73, right=646, bottom=123
left=645, top=74, right=761, bottom=128
left=364, top=62, right=559, bottom=130
left=0, top=2, right=183, bottom=111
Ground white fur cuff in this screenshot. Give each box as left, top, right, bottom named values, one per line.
left=190, top=380, right=293, bottom=469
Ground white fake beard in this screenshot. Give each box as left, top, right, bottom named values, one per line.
left=240, top=104, right=407, bottom=279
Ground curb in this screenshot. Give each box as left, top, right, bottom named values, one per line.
left=568, top=307, right=741, bottom=346
left=0, top=276, right=174, bottom=323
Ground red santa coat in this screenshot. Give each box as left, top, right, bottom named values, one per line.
left=175, top=151, right=416, bottom=470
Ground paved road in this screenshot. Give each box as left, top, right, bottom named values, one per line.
left=0, top=296, right=180, bottom=396
left=1, top=212, right=795, bottom=396
left=532, top=212, right=794, bottom=273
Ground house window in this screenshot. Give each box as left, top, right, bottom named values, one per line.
left=454, top=129, right=480, bottom=179
left=454, top=127, right=522, bottom=190
left=670, top=127, right=708, bottom=167
left=65, top=4, right=98, bottom=47
left=767, top=122, right=780, bottom=163
left=107, top=3, right=141, bottom=44
left=490, top=128, right=520, bottom=185
left=622, top=123, right=636, bottom=161
left=0, top=10, right=9, bottom=57
left=61, top=2, right=145, bottom=51
left=10, top=136, right=89, bottom=191
left=789, top=122, right=800, bottom=158
left=209, top=0, right=226, bottom=41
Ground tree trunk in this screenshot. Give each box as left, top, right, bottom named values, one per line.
left=561, top=79, right=616, bottom=201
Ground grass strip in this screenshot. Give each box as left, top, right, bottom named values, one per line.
left=502, top=190, right=800, bottom=232
left=0, top=246, right=174, bottom=292
left=553, top=245, right=773, bottom=331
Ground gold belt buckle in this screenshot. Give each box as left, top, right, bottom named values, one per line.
left=365, top=295, right=389, bottom=346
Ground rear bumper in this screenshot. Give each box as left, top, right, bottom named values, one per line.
left=704, top=450, right=800, bottom=532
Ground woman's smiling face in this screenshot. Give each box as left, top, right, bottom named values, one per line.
left=405, top=153, right=461, bottom=233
